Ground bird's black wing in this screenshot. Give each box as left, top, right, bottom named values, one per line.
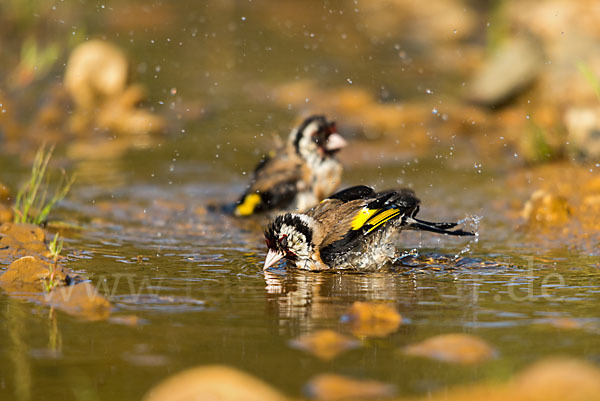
left=319, top=188, right=474, bottom=264
left=234, top=152, right=302, bottom=216
left=406, top=217, right=474, bottom=236
left=327, top=185, right=377, bottom=203
left=319, top=189, right=420, bottom=264
left=306, top=185, right=377, bottom=221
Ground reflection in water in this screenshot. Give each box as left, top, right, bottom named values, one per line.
left=6, top=299, right=31, bottom=401
left=48, top=308, right=62, bottom=356
left=265, top=270, right=405, bottom=336
left=265, top=254, right=511, bottom=337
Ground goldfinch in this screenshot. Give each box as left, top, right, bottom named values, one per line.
left=234, top=115, right=347, bottom=216
left=263, top=185, right=475, bottom=271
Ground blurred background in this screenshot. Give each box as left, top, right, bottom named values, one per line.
left=1, top=0, right=599, bottom=226
left=1, top=1, right=600, bottom=401
left=2, top=0, right=600, bottom=165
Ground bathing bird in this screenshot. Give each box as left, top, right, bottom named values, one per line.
left=263, top=185, right=474, bottom=271
left=234, top=115, right=347, bottom=216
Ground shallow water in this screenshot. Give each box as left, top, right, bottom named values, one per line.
left=3, top=158, right=600, bottom=400
left=1, top=1, right=600, bottom=400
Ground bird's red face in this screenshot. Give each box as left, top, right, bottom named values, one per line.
left=263, top=214, right=313, bottom=270
left=313, top=121, right=347, bottom=155
left=264, top=233, right=299, bottom=270
left=293, top=115, right=347, bottom=158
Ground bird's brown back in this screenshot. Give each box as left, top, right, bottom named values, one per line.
left=307, top=198, right=368, bottom=248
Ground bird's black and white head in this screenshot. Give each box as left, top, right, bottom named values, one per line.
left=264, top=213, right=314, bottom=270
left=290, top=115, right=347, bottom=162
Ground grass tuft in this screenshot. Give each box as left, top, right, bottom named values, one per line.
left=44, top=232, right=64, bottom=292
left=13, top=144, right=75, bottom=225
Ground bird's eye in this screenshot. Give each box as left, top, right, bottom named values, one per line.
left=313, top=129, right=327, bottom=145
left=278, top=234, right=288, bottom=248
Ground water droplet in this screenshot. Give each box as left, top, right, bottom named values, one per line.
left=346, top=78, right=353, bottom=84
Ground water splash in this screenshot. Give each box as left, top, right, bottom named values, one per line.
left=454, top=214, right=482, bottom=260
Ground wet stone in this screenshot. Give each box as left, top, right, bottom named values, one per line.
left=521, top=190, right=572, bottom=228
left=0, top=204, right=12, bottom=223
left=412, top=358, right=600, bottom=401
left=511, top=358, right=600, bottom=400
left=565, top=107, right=600, bottom=160
left=0, top=255, right=111, bottom=321
left=509, top=164, right=600, bottom=250
left=142, top=365, right=289, bottom=401
left=345, top=301, right=402, bottom=338
left=289, top=329, right=360, bottom=361
left=468, top=37, right=544, bottom=106
left=304, top=374, right=396, bottom=401
left=0, top=222, right=50, bottom=261
left=0, top=256, right=67, bottom=293
left=46, top=282, right=112, bottom=321
left=64, top=40, right=166, bottom=137
left=402, top=333, right=496, bottom=365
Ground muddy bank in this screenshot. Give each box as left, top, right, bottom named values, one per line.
left=0, top=222, right=112, bottom=320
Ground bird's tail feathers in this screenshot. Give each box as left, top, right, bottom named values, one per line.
left=407, top=217, right=474, bottom=236
left=412, top=218, right=458, bottom=230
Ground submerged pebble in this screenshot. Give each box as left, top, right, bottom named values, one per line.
left=409, top=358, right=600, bottom=401
left=402, top=333, right=496, bottom=364
left=289, top=329, right=360, bottom=361
left=46, top=282, right=112, bottom=321
left=142, top=365, right=288, bottom=401
left=304, top=374, right=396, bottom=401
left=345, top=301, right=402, bottom=338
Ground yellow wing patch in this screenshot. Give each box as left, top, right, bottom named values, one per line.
left=235, top=193, right=261, bottom=216
left=351, top=207, right=403, bottom=233
left=351, top=208, right=379, bottom=230
left=365, top=209, right=402, bottom=233
left=368, top=208, right=399, bottom=226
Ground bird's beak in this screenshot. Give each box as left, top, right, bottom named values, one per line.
left=263, top=249, right=285, bottom=270
left=325, top=132, right=347, bottom=152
